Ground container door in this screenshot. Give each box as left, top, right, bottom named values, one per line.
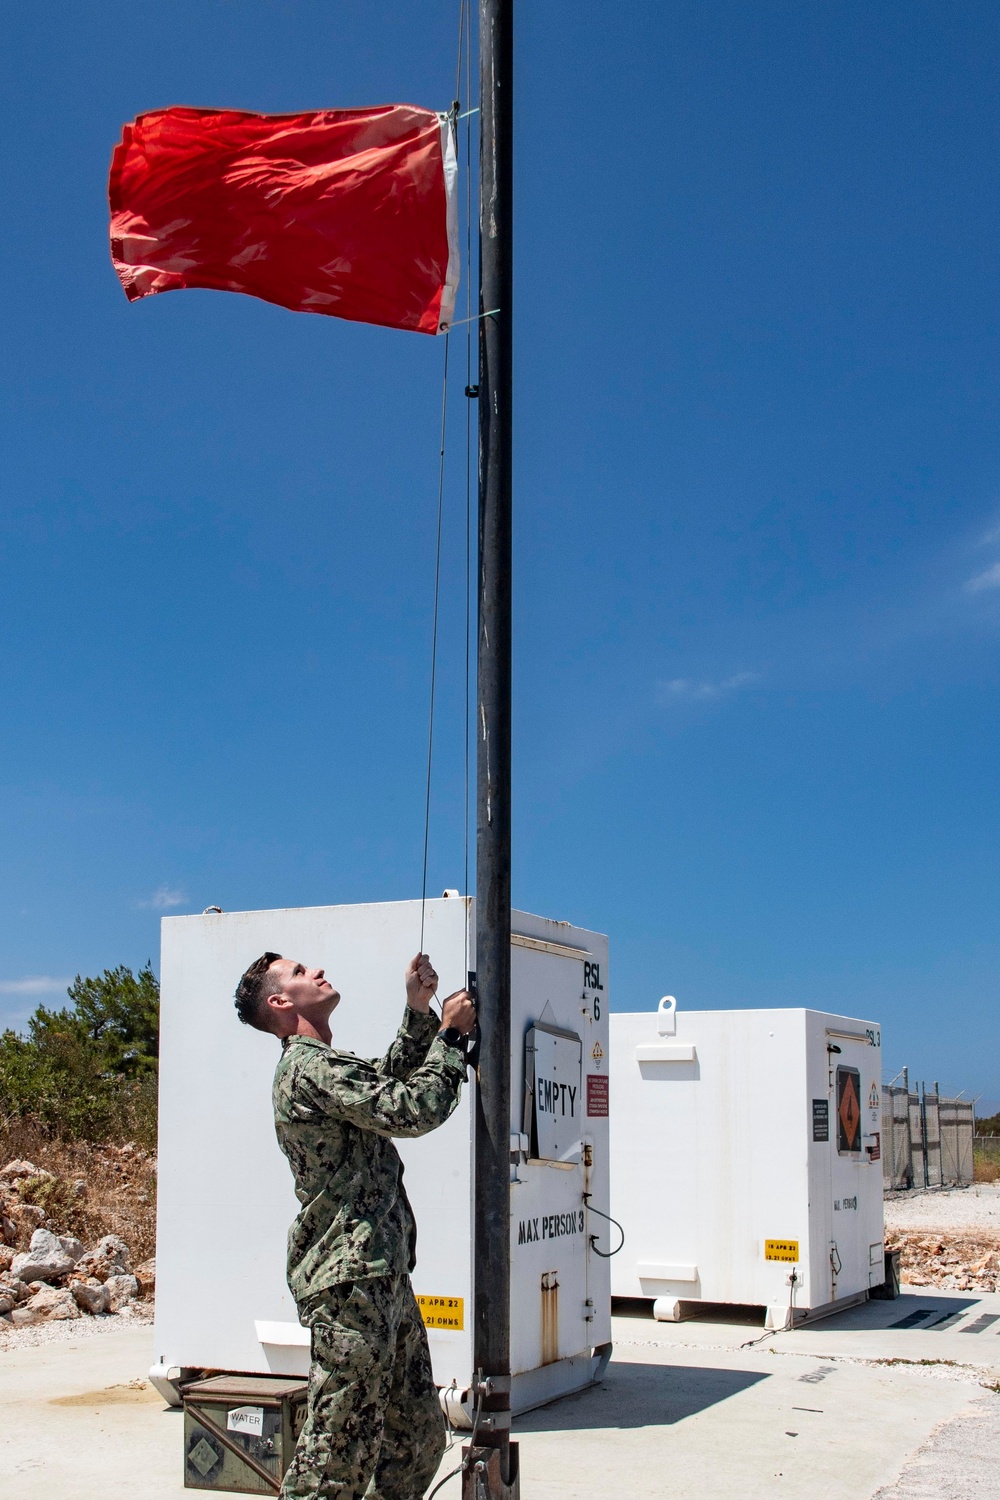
left=524, top=1023, right=584, bottom=1164
left=514, top=1018, right=586, bottom=1371
left=826, top=1032, right=882, bottom=1301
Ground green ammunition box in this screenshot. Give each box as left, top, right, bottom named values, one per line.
left=183, top=1374, right=308, bottom=1494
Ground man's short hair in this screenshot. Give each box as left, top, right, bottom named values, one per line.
left=235, top=952, right=284, bottom=1032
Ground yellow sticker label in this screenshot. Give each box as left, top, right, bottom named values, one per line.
left=764, top=1239, right=799, bottom=1263
left=416, top=1295, right=464, bottom=1331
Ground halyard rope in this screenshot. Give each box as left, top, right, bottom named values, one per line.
left=419, top=328, right=451, bottom=958
left=420, top=0, right=475, bottom=965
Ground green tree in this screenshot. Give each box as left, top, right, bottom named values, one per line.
left=34, top=964, right=159, bottom=1076
left=0, top=965, right=159, bottom=1144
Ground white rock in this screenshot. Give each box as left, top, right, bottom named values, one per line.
left=58, top=1234, right=85, bottom=1263
left=75, top=1234, right=131, bottom=1281
left=11, top=1228, right=75, bottom=1282
left=24, top=1285, right=81, bottom=1321
left=0, top=1283, right=28, bottom=1312
left=104, top=1272, right=139, bottom=1311
left=96, top=1234, right=130, bottom=1267
left=70, top=1279, right=110, bottom=1315
left=0, top=1159, right=41, bottom=1181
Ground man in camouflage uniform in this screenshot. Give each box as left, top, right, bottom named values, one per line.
left=235, top=949, right=475, bottom=1500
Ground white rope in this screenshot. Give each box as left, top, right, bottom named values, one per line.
left=419, top=332, right=451, bottom=958
left=418, top=0, right=474, bottom=966
left=441, top=307, right=498, bottom=330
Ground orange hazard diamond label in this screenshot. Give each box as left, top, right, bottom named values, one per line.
left=837, top=1067, right=861, bottom=1152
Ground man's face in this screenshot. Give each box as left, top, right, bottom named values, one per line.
left=268, top=958, right=340, bottom=1023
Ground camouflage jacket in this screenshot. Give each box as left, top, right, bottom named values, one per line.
left=272, top=1007, right=466, bottom=1305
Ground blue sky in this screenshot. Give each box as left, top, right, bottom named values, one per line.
left=1, top=2, right=997, bottom=1105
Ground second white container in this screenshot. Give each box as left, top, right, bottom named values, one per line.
left=610, top=1000, right=885, bottom=1327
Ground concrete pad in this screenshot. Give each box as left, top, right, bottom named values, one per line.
left=1, top=1315, right=997, bottom=1499
left=521, top=1316, right=989, bottom=1500
left=872, top=1397, right=1000, bottom=1499
left=611, top=1291, right=1000, bottom=1376
left=0, top=1327, right=182, bottom=1498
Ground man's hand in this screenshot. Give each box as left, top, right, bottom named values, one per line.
left=405, top=953, right=439, bottom=1013
left=440, top=989, right=476, bottom=1036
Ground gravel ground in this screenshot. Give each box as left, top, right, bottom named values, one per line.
left=884, top=1185, right=1000, bottom=1237
left=0, top=1300, right=152, bottom=1353
left=871, top=1395, right=1000, bottom=1499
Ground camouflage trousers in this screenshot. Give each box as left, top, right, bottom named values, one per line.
left=280, top=1274, right=446, bottom=1500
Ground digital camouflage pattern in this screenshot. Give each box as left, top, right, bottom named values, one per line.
left=272, top=1007, right=466, bottom=1303
left=273, top=1008, right=463, bottom=1499
left=279, top=1274, right=446, bottom=1500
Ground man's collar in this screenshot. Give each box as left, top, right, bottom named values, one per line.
left=281, top=1033, right=331, bottom=1052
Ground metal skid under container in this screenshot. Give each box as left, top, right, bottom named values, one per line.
left=609, top=1000, right=886, bottom=1328
left=151, top=898, right=612, bottom=1422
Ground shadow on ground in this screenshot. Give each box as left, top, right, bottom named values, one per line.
left=813, top=1293, right=981, bottom=1331
left=514, top=1362, right=769, bottom=1432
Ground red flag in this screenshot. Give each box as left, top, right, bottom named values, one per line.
left=109, top=105, right=459, bottom=335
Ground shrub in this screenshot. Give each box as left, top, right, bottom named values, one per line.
left=0, top=1115, right=157, bottom=1260
left=0, top=965, right=158, bottom=1148
left=974, top=1150, right=1000, bottom=1184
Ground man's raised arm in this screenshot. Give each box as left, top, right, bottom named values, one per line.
left=375, top=952, right=450, bottom=1081
left=296, top=1019, right=472, bottom=1138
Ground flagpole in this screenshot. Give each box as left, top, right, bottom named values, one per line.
left=471, top=0, right=516, bottom=1491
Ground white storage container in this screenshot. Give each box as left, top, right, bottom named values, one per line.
left=151, top=898, right=612, bottom=1418
left=610, top=1001, right=885, bottom=1327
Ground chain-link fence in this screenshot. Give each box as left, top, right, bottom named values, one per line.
left=881, top=1073, right=975, bottom=1189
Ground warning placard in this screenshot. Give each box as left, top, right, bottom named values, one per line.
left=837, top=1066, right=862, bottom=1153
left=416, top=1295, right=464, bottom=1330
left=586, top=1074, right=609, bottom=1117
left=764, top=1239, right=799, bottom=1263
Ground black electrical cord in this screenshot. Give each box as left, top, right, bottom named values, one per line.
left=583, top=1193, right=625, bottom=1258
left=425, top=1380, right=484, bottom=1500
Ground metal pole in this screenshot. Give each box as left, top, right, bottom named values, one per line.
left=902, top=1066, right=911, bottom=1188
left=471, top=0, right=515, bottom=1491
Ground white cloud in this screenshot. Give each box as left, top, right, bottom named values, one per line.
left=0, top=976, right=72, bottom=996
left=138, top=885, right=187, bottom=910
left=658, top=671, right=761, bottom=702
left=964, top=561, right=1000, bottom=594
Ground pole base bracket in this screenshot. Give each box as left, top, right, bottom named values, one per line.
left=461, top=1442, right=520, bottom=1500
